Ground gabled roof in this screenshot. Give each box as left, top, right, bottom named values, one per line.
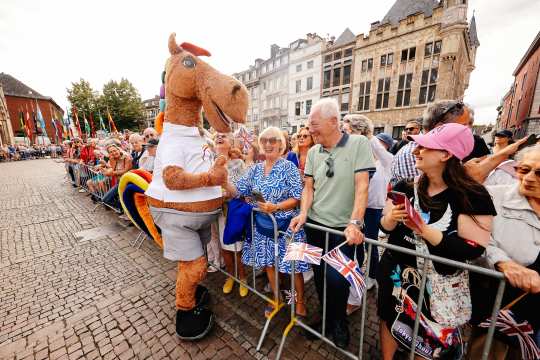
left=513, top=31, right=540, bottom=76
left=333, top=28, right=355, bottom=47
left=0, top=73, right=63, bottom=113
left=0, top=72, right=46, bottom=99
left=469, top=14, right=480, bottom=47
left=381, top=0, right=439, bottom=26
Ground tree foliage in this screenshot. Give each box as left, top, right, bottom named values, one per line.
left=66, top=78, right=144, bottom=131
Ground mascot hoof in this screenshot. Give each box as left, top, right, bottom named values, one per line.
left=176, top=307, right=214, bottom=340
left=195, top=285, right=210, bottom=307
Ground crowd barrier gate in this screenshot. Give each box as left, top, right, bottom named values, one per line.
left=275, top=222, right=506, bottom=360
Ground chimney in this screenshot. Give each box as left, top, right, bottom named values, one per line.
left=270, top=44, right=280, bottom=58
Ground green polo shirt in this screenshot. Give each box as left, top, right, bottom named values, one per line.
left=304, top=133, right=375, bottom=228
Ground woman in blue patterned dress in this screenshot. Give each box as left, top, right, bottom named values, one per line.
left=225, top=126, right=309, bottom=317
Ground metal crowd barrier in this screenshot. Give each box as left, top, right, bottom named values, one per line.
left=206, top=208, right=287, bottom=352
left=65, top=162, right=120, bottom=213
left=275, top=222, right=506, bottom=360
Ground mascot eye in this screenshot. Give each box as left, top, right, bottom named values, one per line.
left=182, top=56, right=196, bottom=68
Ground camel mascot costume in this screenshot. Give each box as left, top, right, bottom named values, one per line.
left=145, top=33, right=248, bottom=340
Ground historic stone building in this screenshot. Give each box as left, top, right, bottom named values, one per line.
left=288, top=33, right=326, bottom=133
left=234, top=59, right=262, bottom=133
left=321, top=28, right=356, bottom=118
left=0, top=73, right=64, bottom=144
left=142, top=95, right=159, bottom=128
left=351, top=0, right=479, bottom=137
left=498, top=31, right=540, bottom=136
left=258, top=45, right=289, bottom=130
left=0, top=85, right=14, bottom=145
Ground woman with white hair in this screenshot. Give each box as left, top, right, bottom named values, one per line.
left=225, top=126, right=309, bottom=317
left=470, top=144, right=540, bottom=354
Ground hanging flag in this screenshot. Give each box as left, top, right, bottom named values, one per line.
left=107, top=110, right=118, bottom=133
left=89, top=112, right=96, bottom=137
left=322, top=248, right=366, bottom=300
left=72, top=107, right=82, bottom=137
left=83, top=114, right=91, bottom=138
left=283, top=242, right=323, bottom=265
left=479, top=310, right=540, bottom=360
left=36, top=102, right=48, bottom=138
left=98, top=112, right=107, bottom=133
left=25, top=104, right=33, bottom=141
left=65, top=107, right=72, bottom=139
left=18, top=108, right=27, bottom=138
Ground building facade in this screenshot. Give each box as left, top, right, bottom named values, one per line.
left=258, top=45, right=289, bottom=130
left=234, top=59, right=262, bottom=133
left=0, top=85, right=14, bottom=145
left=288, top=34, right=326, bottom=133
left=0, top=73, right=64, bottom=144
left=142, top=95, right=160, bottom=128
left=498, top=31, right=540, bottom=136
left=351, top=0, right=479, bottom=137
left=321, top=28, right=356, bottom=119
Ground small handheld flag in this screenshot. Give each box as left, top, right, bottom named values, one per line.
left=322, top=248, right=366, bottom=300
left=284, top=242, right=323, bottom=265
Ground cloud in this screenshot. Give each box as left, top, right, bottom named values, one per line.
left=1, top=0, right=538, bottom=126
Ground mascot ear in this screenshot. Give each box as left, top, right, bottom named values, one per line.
left=168, top=33, right=182, bottom=55
left=180, top=42, right=211, bottom=57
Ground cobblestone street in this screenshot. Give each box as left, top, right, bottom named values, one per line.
left=0, top=159, right=381, bottom=360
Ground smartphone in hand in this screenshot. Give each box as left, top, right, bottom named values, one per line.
left=388, top=191, right=406, bottom=205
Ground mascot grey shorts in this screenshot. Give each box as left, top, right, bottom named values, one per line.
left=150, top=207, right=220, bottom=261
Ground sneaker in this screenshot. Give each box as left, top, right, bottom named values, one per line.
left=175, top=307, right=214, bottom=340
left=222, top=277, right=234, bottom=294
left=78, top=189, right=86, bottom=193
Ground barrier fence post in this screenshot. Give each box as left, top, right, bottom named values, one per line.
left=408, top=260, right=429, bottom=360
left=481, top=279, right=506, bottom=360
left=358, top=242, right=373, bottom=360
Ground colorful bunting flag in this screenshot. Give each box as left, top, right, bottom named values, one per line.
left=322, top=248, right=366, bottom=300
left=284, top=242, right=323, bottom=265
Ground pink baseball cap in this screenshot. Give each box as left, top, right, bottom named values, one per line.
left=408, top=123, right=474, bottom=160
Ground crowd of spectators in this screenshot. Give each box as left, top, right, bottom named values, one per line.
left=0, top=143, right=62, bottom=161
left=54, top=97, right=539, bottom=358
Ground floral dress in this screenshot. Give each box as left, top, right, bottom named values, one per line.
left=236, top=158, right=309, bottom=273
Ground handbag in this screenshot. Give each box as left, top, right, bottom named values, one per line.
left=254, top=212, right=291, bottom=238
left=391, top=269, right=464, bottom=360
left=413, top=182, right=472, bottom=328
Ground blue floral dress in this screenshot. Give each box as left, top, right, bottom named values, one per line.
left=236, top=158, right=309, bottom=273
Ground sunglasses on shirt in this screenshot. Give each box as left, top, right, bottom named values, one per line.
left=325, top=156, right=334, bottom=178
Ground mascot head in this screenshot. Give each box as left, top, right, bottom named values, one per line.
left=165, top=33, right=248, bottom=133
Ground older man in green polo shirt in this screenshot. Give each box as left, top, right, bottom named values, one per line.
left=290, top=98, right=375, bottom=349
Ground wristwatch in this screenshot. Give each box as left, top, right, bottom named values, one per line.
left=349, top=219, right=365, bottom=229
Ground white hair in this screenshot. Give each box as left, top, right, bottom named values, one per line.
left=310, top=98, right=339, bottom=121
left=516, top=143, right=540, bottom=162
left=129, top=134, right=143, bottom=143
left=343, top=114, right=374, bottom=135
left=259, top=126, right=286, bottom=153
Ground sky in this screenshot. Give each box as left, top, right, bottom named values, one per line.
left=1, top=0, right=539, bottom=125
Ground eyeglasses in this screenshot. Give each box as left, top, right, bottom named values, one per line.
left=404, top=127, right=419, bottom=132
left=260, top=137, right=280, bottom=145
left=325, top=156, right=334, bottom=178
left=514, top=166, right=540, bottom=178
left=216, top=134, right=227, bottom=140
left=298, top=134, right=311, bottom=139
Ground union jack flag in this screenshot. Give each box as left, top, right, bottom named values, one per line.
left=235, top=126, right=253, bottom=153
left=284, top=242, right=322, bottom=265
left=322, top=248, right=366, bottom=298
left=479, top=310, right=540, bottom=360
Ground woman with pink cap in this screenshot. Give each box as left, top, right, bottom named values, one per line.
left=377, top=123, right=496, bottom=359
